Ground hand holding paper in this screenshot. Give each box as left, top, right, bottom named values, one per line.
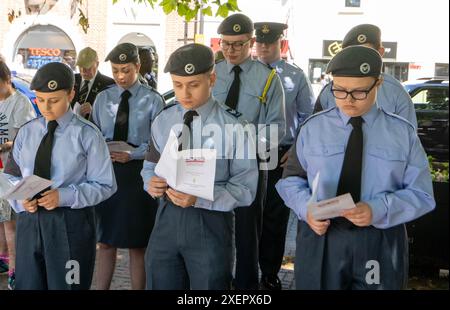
left=307, top=172, right=356, bottom=221
left=107, top=141, right=136, bottom=154
left=0, top=175, right=53, bottom=201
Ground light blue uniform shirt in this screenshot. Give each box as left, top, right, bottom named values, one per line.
left=5, top=110, right=117, bottom=212
left=141, top=97, right=258, bottom=212
left=270, top=59, right=315, bottom=146
left=91, top=81, right=165, bottom=160
left=276, top=104, right=435, bottom=229
left=213, top=57, right=286, bottom=149
left=317, top=73, right=417, bottom=128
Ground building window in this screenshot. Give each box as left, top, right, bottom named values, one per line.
left=345, top=0, right=361, bottom=7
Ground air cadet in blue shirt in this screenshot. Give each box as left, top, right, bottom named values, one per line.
left=141, top=43, right=258, bottom=289
left=4, top=62, right=117, bottom=290
left=213, top=13, right=286, bottom=290
left=314, top=24, right=417, bottom=128
left=276, top=46, right=435, bottom=290
left=254, top=22, right=315, bottom=290
left=91, top=43, right=165, bottom=290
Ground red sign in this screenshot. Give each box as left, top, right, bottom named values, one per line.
left=28, top=48, right=62, bottom=57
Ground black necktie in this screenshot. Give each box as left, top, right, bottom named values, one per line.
left=336, top=116, right=364, bottom=202
left=113, top=90, right=132, bottom=141
left=178, top=110, right=198, bottom=151
left=225, top=66, right=242, bottom=110
left=79, top=80, right=90, bottom=103
left=33, top=121, right=58, bottom=200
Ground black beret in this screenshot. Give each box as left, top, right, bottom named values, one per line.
left=254, top=22, right=287, bottom=43
left=326, top=45, right=382, bottom=77
left=164, top=44, right=214, bottom=76
left=342, top=24, right=382, bottom=48
left=105, top=43, right=139, bottom=64
left=30, top=62, right=74, bottom=92
left=217, top=13, right=254, bottom=35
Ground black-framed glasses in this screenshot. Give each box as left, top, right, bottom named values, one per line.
left=219, top=38, right=252, bottom=51
left=331, top=79, right=379, bottom=100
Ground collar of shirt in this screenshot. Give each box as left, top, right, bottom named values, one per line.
left=44, top=109, right=74, bottom=131
left=180, top=96, right=216, bottom=122
left=226, top=57, right=252, bottom=74
left=270, top=59, right=284, bottom=69
left=337, top=103, right=380, bottom=129
left=118, top=80, right=141, bottom=98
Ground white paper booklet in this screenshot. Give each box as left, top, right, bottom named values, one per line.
left=155, top=130, right=217, bottom=201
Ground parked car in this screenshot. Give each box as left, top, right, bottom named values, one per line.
left=403, top=78, right=449, bottom=161
left=11, top=72, right=41, bottom=116
left=404, top=78, right=449, bottom=275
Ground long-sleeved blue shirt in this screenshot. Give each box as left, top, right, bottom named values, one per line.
left=141, top=97, right=258, bottom=212
left=213, top=57, right=286, bottom=150
left=91, top=80, right=165, bottom=160
left=276, top=104, right=434, bottom=229
left=5, top=110, right=117, bottom=212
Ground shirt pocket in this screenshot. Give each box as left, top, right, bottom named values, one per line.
left=366, top=144, right=407, bottom=184
left=303, top=144, right=345, bottom=175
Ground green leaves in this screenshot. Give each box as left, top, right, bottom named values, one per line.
left=113, top=0, right=240, bottom=21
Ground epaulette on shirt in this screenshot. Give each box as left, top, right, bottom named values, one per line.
left=141, top=83, right=166, bottom=103
left=154, top=102, right=178, bottom=119
left=19, top=115, right=42, bottom=130
left=291, top=62, right=301, bottom=70
left=382, top=108, right=416, bottom=131
left=74, top=114, right=103, bottom=132
left=302, top=106, right=337, bottom=126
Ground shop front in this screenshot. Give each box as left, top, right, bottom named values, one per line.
left=309, top=39, right=408, bottom=83
left=13, top=24, right=76, bottom=73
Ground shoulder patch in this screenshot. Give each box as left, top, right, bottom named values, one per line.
left=225, top=107, right=242, bottom=118
left=216, top=101, right=242, bottom=118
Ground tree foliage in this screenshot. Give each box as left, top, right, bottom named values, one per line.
left=113, top=0, right=240, bottom=21
left=6, top=0, right=240, bottom=33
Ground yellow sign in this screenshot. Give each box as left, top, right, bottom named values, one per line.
left=328, top=41, right=342, bottom=57
left=194, top=34, right=205, bottom=44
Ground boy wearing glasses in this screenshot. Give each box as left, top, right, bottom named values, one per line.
left=213, top=13, right=286, bottom=290
left=276, top=46, right=435, bottom=289
left=314, top=24, right=417, bottom=128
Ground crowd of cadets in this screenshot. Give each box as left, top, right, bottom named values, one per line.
left=0, top=14, right=435, bottom=290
